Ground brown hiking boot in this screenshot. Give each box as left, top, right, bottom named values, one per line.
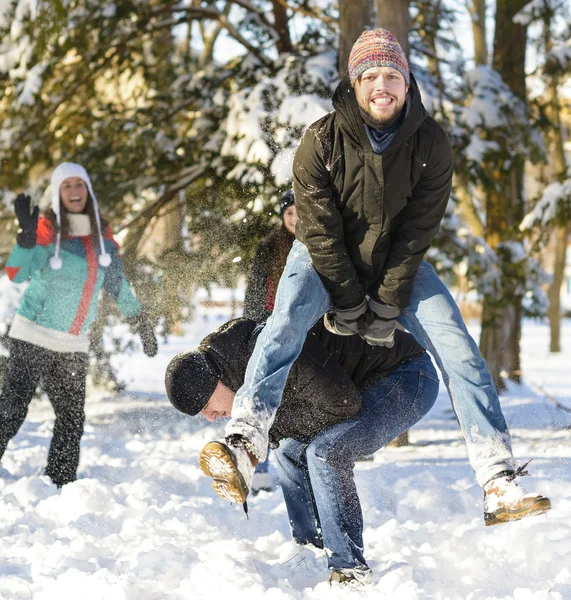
left=329, top=567, right=372, bottom=586
left=483, top=466, right=551, bottom=526
left=199, top=437, right=258, bottom=505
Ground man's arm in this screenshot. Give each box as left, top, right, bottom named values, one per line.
left=293, top=122, right=365, bottom=309
left=376, top=122, right=453, bottom=308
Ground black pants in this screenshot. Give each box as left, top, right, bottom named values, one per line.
left=0, top=339, right=87, bottom=487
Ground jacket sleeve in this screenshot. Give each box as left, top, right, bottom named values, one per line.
left=294, top=123, right=366, bottom=309
left=5, top=244, right=51, bottom=283
left=376, top=123, right=453, bottom=308
left=101, top=230, right=142, bottom=318
left=243, top=236, right=272, bottom=322
left=5, top=218, right=54, bottom=283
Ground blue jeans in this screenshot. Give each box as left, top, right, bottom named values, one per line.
left=255, top=452, right=270, bottom=474
left=275, top=353, right=439, bottom=571
left=228, top=241, right=515, bottom=486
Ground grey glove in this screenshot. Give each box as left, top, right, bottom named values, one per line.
left=323, top=298, right=367, bottom=336
left=360, top=298, right=401, bottom=347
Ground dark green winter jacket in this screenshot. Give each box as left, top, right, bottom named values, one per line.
left=293, top=74, right=453, bottom=309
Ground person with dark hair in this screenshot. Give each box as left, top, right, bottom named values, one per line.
left=201, top=28, right=551, bottom=526
left=0, top=162, right=158, bottom=487
left=243, top=190, right=297, bottom=323
left=165, top=317, right=438, bottom=585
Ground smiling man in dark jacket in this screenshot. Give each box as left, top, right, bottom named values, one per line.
left=202, top=28, right=550, bottom=527
left=166, top=318, right=438, bottom=585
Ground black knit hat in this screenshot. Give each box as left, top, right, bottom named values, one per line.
left=165, top=349, right=220, bottom=416
left=279, top=190, right=295, bottom=217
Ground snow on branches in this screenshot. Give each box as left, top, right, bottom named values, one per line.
left=521, top=178, right=571, bottom=230
left=455, top=66, right=545, bottom=185
left=217, top=49, right=337, bottom=189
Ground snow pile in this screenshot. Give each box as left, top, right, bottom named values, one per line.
left=0, top=318, right=570, bottom=598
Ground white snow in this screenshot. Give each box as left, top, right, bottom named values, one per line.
left=1, top=314, right=570, bottom=598
left=16, top=62, right=44, bottom=106
left=521, top=178, right=571, bottom=229
left=217, top=51, right=336, bottom=186
left=463, top=67, right=526, bottom=130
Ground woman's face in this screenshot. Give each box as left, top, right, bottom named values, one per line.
left=60, top=177, right=88, bottom=213
left=282, top=205, right=297, bottom=234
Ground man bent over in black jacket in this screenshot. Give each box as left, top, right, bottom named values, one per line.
left=165, top=319, right=439, bottom=586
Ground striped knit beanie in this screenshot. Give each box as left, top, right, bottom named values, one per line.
left=348, top=28, right=410, bottom=86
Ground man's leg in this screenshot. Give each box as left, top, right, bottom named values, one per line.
left=299, top=354, right=439, bottom=575
left=42, top=351, right=87, bottom=487
left=225, top=240, right=332, bottom=460
left=0, top=340, right=42, bottom=462
left=274, top=438, right=324, bottom=548
left=398, top=260, right=515, bottom=487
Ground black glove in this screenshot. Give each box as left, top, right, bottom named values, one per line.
left=128, top=313, right=158, bottom=357
left=323, top=298, right=367, bottom=336
left=359, top=298, right=400, bottom=347
left=14, top=194, right=39, bottom=249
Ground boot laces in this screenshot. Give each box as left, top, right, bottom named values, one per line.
left=505, top=459, right=532, bottom=483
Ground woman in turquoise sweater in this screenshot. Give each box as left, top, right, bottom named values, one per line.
left=0, top=162, right=157, bottom=487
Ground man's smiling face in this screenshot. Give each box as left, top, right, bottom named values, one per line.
left=60, top=177, right=88, bottom=213
left=353, top=66, right=408, bottom=127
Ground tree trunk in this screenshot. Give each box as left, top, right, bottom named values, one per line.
left=338, top=0, right=374, bottom=77
left=272, top=0, right=292, bottom=54
left=492, top=0, right=528, bottom=99
left=374, top=0, right=410, bottom=56
left=548, top=224, right=570, bottom=352
left=544, top=16, right=568, bottom=353
left=480, top=0, right=528, bottom=390
left=469, top=0, right=488, bottom=65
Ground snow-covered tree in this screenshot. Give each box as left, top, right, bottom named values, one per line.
left=518, top=0, right=571, bottom=352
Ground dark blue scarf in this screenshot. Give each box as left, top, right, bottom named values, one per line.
left=361, top=102, right=407, bottom=155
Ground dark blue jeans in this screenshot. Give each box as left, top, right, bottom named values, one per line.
left=274, top=353, right=439, bottom=572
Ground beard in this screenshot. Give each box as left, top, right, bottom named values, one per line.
left=360, top=95, right=406, bottom=129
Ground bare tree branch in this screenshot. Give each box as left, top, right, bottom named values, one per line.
left=116, top=164, right=206, bottom=259
left=272, top=0, right=335, bottom=25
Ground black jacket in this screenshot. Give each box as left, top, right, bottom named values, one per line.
left=199, top=318, right=425, bottom=446
left=293, top=75, right=453, bottom=309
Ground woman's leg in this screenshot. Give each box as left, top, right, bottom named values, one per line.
left=0, top=340, right=42, bottom=460
left=42, top=351, right=88, bottom=487
left=398, top=260, right=515, bottom=486
left=303, top=354, right=439, bottom=572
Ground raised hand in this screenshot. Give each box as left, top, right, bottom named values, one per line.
left=14, top=194, right=39, bottom=248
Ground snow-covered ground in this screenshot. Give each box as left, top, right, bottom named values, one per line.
left=0, top=317, right=570, bottom=600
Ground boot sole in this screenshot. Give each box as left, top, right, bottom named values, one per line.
left=199, top=441, right=249, bottom=505
left=484, top=497, right=551, bottom=527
